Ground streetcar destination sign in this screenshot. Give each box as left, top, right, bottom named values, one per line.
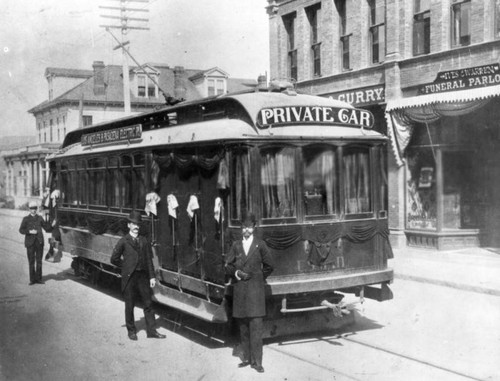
left=81, top=124, right=142, bottom=146
left=257, top=106, right=374, bottom=129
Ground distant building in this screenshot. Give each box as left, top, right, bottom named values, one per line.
left=3, top=61, right=256, bottom=207
left=266, top=0, right=500, bottom=249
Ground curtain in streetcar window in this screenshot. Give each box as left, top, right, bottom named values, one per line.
left=134, top=154, right=147, bottom=210
left=303, top=146, right=338, bottom=216
left=121, top=155, right=133, bottom=209
left=231, top=149, right=251, bottom=221
left=108, top=157, right=120, bottom=208
left=260, top=147, right=296, bottom=218
left=343, top=148, right=371, bottom=214
left=88, top=158, right=106, bottom=206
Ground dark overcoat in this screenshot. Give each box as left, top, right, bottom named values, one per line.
left=110, top=234, right=155, bottom=292
left=19, top=214, right=52, bottom=248
left=225, top=238, right=274, bottom=318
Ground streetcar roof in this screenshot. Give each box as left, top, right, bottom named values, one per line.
left=56, top=91, right=386, bottom=156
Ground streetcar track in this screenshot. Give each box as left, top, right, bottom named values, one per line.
left=268, top=344, right=362, bottom=381
left=341, top=335, right=484, bottom=381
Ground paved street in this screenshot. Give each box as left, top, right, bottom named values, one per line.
left=1, top=211, right=499, bottom=381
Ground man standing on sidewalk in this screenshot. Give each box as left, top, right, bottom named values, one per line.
left=19, top=201, right=54, bottom=285
left=110, top=210, right=166, bottom=341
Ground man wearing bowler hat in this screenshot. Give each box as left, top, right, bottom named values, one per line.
left=19, top=200, right=54, bottom=285
left=111, top=210, right=166, bottom=341
left=225, top=213, right=274, bottom=373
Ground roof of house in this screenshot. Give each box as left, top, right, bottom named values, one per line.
left=45, top=67, right=93, bottom=78
left=29, top=63, right=257, bottom=114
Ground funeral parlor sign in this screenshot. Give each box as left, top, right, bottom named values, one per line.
left=419, top=63, right=500, bottom=95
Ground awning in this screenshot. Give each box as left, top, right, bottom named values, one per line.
left=385, top=85, right=500, bottom=166
left=386, top=84, right=500, bottom=111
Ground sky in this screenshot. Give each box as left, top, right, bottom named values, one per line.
left=0, top=0, right=270, bottom=138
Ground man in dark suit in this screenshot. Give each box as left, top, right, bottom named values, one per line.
left=110, top=210, right=166, bottom=341
left=19, top=201, right=54, bottom=285
left=225, top=214, right=274, bottom=373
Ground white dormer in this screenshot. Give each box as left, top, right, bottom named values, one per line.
left=190, top=67, right=228, bottom=97
left=132, top=64, right=160, bottom=98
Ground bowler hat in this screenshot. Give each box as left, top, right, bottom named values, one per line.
left=28, top=201, right=38, bottom=209
left=127, top=211, right=142, bottom=225
left=240, top=213, right=256, bottom=228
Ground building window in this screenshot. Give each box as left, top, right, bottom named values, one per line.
left=368, top=0, right=385, bottom=64
left=208, top=79, right=225, bottom=96
left=414, top=0, right=431, bottom=55
left=50, top=119, right=53, bottom=142
left=451, top=0, right=471, bottom=47
left=306, top=3, right=321, bottom=77
left=82, top=115, right=93, bottom=127
left=495, top=0, right=500, bottom=38
left=336, top=0, right=350, bottom=70
left=138, top=75, right=146, bottom=97
left=283, top=12, right=297, bottom=81
left=137, top=74, right=158, bottom=98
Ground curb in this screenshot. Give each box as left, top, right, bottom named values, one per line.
left=395, top=273, right=500, bottom=297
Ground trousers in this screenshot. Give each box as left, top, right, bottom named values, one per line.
left=123, top=270, right=156, bottom=334
left=238, top=317, right=263, bottom=367
left=26, top=241, right=43, bottom=283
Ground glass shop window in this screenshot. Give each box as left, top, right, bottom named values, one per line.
left=260, top=147, right=297, bottom=220
left=406, top=148, right=437, bottom=230
left=303, top=145, right=338, bottom=218
left=343, top=147, right=372, bottom=215
left=230, top=148, right=252, bottom=222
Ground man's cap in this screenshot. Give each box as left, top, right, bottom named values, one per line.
left=28, top=201, right=38, bottom=209
left=127, top=210, right=142, bottom=225
left=240, top=213, right=256, bottom=228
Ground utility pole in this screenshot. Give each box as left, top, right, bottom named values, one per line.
left=99, top=0, right=149, bottom=115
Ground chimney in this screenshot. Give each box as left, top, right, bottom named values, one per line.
left=173, top=66, right=186, bottom=101
left=93, top=61, right=105, bottom=96
left=257, top=74, right=267, bottom=89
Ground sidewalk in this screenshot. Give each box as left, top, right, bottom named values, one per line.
left=391, top=246, right=500, bottom=297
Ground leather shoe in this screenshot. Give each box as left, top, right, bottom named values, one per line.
left=36, top=280, right=45, bottom=284
left=147, top=331, right=166, bottom=339
left=238, top=361, right=251, bottom=368
left=128, top=333, right=138, bottom=341
left=29, top=282, right=35, bottom=286
left=252, top=365, right=265, bottom=373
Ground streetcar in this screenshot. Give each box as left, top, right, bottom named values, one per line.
left=46, top=85, right=393, bottom=337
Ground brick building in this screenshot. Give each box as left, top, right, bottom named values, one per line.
left=266, top=0, right=500, bottom=249
left=3, top=61, right=256, bottom=208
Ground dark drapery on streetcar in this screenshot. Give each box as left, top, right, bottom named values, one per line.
left=47, top=89, right=393, bottom=334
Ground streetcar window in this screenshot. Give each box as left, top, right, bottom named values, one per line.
left=260, top=147, right=296, bottom=219
left=134, top=154, right=146, bottom=210
left=121, top=155, right=133, bottom=209
left=88, top=158, right=106, bottom=206
left=108, top=156, right=120, bottom=208
left=343, top=147, right=372, bottom=215
left=230, top=148, right=252, bottom=222
left=303, top=145, right=339, bottom=218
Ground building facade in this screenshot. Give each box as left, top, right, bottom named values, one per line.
left=266, top=0, right=500, bottom=249
left=3, top=61, right=256, bottom=207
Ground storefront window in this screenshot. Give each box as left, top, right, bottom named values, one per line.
left=442, top=151, right=477, bottom=229
left=406, top=149, right=437, bottom=230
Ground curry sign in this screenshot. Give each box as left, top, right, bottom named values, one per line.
left=257, top=106, right=374, bottom=129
